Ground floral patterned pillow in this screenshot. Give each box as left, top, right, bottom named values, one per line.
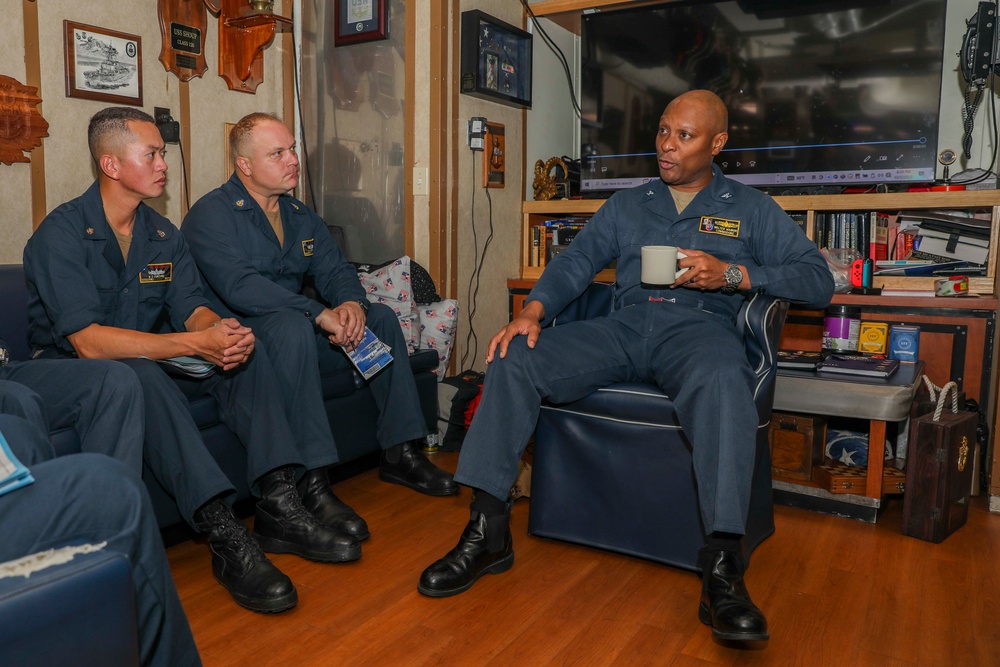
left=358, top=257, right=420, bottom=353
left=417, top=299, right=459, bottom=379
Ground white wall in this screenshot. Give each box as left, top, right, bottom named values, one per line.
left=524, top=18, right=578, bottom=194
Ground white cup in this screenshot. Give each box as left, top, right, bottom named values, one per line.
left=641, top=245, right=689, bottom=285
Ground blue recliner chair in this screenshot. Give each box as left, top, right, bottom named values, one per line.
left=528, top=284, right=787, bottom=571
left=0, top=549, right=139, bottom=666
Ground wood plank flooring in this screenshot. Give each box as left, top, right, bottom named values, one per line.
left=168, top=453, right=1000, bottom=666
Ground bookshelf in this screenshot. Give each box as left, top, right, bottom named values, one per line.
left=521, top=190, right=1000, bottom=295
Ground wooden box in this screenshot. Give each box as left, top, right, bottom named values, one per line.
left=902, top=409, right=977, bottom=543
left=813, top=460, right=907, bottom=495
left=768, top=412, right=826, bottom=481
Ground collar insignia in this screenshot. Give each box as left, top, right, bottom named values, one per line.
left=721, top=192, right=733, bottom=199
left=236, top=199, right=245, bottom=207
left=157, top=229, right=166, bottom=238
left=646, top=190, right=655, bottom=196
left=86, top=227, right=94, bottom=235
left=291, top=203, right=299, bottom=211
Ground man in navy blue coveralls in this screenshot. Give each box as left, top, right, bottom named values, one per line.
left=419, top=90, right=834, bottom=642
left=23, top=107, right=361, bottom=614
left=182, top=113, right=457, bottom=541
left=1, top=414, right=201, bottom=667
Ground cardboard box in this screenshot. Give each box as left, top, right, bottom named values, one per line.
left=813, top=460, right=907, bottom=495
left=769, top=412, right=826, bottom=481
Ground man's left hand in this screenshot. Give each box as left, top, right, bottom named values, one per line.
left=673, top=249, right=742, bottom=291
left=318, top=302, right=366, bottom=349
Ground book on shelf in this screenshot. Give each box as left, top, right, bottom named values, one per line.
left=870, top=211, right=890, bottom=260
left=776, top=350, right=823, bottom=370
left=879, top=287, right=938, bottom=298
left=817, top=354, right=900, bottom=378
left=530, top=226, right=540, bottom=267
left=875, top=259, right=973, bottom=276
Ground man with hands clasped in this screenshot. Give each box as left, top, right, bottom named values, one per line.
left=183, top=113, right=457, bottom=548
left=418, top=90, right=834, bottom=643
left=23, top=107, right=362, bottom=614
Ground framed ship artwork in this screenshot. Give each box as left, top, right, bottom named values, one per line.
left=64, top=21, right=143, bottom=106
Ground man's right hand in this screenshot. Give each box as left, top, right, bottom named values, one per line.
left=485, top=301, right=545, bottom=364
left=200, top=318, right=255, bottom=370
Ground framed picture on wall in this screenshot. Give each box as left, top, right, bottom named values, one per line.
left=460, top=10, right=532, bottom=109
left=334, top=0, right=389, bottom=46
left=64, top=21, right=143, bottom=106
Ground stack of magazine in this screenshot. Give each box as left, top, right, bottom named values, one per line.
left=778, top=350, right=900, bottom=378
left=816, top=354, right=899, bottom=378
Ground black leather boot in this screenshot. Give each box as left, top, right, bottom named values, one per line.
left=380, top=441, right=459, bottom=496
left=194, top=498, right=298, bottom=613
left=417, top=508, right=514, bottom=597
left=698, top=548, right=769, bottom=641
left=297, top=468, right=370, bottom=541
left=253, top=467, right=362, bottom=563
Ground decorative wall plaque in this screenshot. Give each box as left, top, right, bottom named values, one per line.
left=0, top=75, right=50, bottom=165
left=158, top=0, right=210, bottom=81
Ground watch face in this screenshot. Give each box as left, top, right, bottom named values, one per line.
left=725, top=265, right=742, bottom=291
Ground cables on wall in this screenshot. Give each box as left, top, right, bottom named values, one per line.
left=459, top=148, right=496, bottom=372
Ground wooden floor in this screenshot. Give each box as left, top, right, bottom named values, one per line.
left=168, top=453, right=1000, bottom=666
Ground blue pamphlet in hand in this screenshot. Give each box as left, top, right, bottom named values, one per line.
left=0, top=430, right=33, bottom=496
left=346, top=327, right=394, bottom=380
left=153, top=356, right=216, bottom=379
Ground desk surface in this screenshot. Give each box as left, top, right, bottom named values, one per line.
left=773, top=361, right=924, bottom=422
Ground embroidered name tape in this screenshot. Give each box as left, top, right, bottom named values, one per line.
left=699, top=216, right=740, bottom=238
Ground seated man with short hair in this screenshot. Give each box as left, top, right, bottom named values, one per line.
left=23, top=106, right=361, bottom=614
left=182, top=112, right=457, bottom=542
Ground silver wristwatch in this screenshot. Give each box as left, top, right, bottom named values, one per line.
left=722, top=263, right=743, bottom=294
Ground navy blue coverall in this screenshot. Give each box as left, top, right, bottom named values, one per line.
left=454, top=168, right=834, bottom=535
left=1, top=413, right=201, bottom=667
left=182, top=173, right=427, bottom=457
left=22, top=181, right=335, bottom=526
left=0, top=358, right=144, bottom=472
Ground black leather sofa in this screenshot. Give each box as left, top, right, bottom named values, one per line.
left=0, top=263, right=439, bottom=530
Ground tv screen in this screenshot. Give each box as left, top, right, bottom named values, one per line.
left=580, top=0, right=948, bottom=195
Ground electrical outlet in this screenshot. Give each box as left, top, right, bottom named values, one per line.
left=468, top=116, right=487, bottom=151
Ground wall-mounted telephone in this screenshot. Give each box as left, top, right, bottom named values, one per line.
left=961, top=2, right=998, bottom=86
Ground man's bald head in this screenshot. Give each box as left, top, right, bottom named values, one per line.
left=665, top=90, right=729, bottom=135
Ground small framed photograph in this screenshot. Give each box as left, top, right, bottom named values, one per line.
left=334, top=0, right=389, bottom=46
left=460, top=10, right=532, bottom=109
left=64, top=21, right=143, bottom=106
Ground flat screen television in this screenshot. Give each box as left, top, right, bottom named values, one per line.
left=579, top=0, right=948, bottom=195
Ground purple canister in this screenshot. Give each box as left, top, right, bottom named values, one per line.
left=823, top=305, right=861, bottom=351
